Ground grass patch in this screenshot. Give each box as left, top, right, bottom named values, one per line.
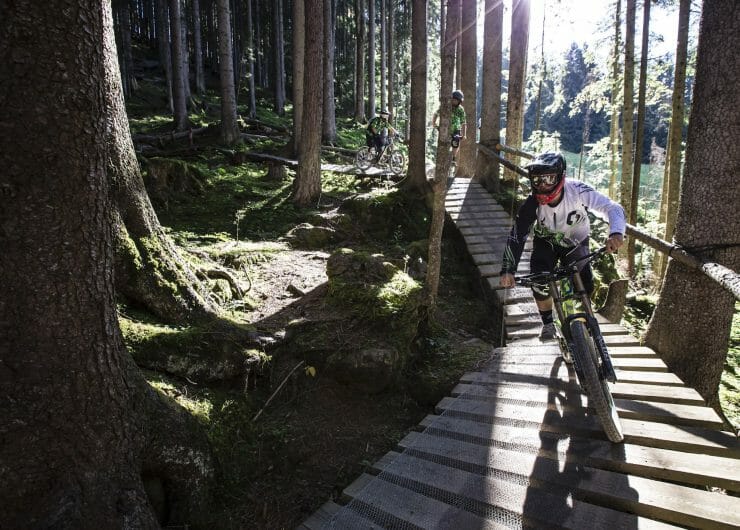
left=720, top=302, right=740, bottom=430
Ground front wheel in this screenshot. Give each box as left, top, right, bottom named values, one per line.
left=389, top=151, right=406, bottom=175
left=355, top=146, right=372, bottom=170
left=570, top=320, right=624, bottom=443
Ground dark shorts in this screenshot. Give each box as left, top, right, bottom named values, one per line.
left=530, top=237, right=594, bottom=301
left=450, top=130, right=461, bottom=148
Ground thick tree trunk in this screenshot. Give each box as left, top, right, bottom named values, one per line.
left=323, top=0, right=337, bottom=142
left=608, top=0, right=621, bottom=200
left=216, top=0, right=241, bottom=144
left=274, top=0, right=286, bottom=115
left=619, top=0, right=636, bottom=256
left=170, top=0, right=190, bottom=130
left=380, top=0, right=387, bottom=110
left=627, top=0, right=650, bottom=275
left=476, top=0, right=504, bottom=192
left=192, top=0, right=206, bottom=94
left=156, top=0, right=174, bottom=111
left=425, top=0, right=459, bottom=309
left=354, top=0, right=366, bottom=121
left=1, top=2, right=214, bottom=526
left=387, top=2, right=395, bottom=119
left=503, top=0, right=530, bottom=182
left=654, top=0, right=690, bottom=280
left=644, top=0, right=740, bottom=410
left=367, top=0, right=376, bottom=115
left=293, top=0, right=324, bottom=206
left=292, top=0, right=305, bottom=154
left=405, top=0, right=429, bottom=193
left=457, top=0, right=477, bottom=178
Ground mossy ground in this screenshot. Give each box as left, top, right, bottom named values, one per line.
left=121, top=94, right=495, bottom=528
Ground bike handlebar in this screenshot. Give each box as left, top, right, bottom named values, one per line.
left=515, top=247, right=607, bottom=286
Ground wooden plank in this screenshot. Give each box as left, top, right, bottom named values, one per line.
left=342, top=472, right=508, bottom=530
left=454, top=218, right=511, bottom=229
left=367, top=450, right=679, bottom=529
left=434, top=396, right=738, bottom=455
left=419, top=414, right=740, bottom=483
left=606, top=345, right=661, bottom=358
left=395, top=432, right=740, bottom=528
left=495, top=287, right=532, bottom=304
left=299, top=501, right=345, bottom=530
left=484, top=355, right=670, bottom=373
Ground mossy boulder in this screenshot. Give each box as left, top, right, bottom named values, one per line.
left=285, top=223, right=338, bottom=249
left=282, top=249, right=424, bottom=393
left=338, top=189, right=429, bottom=240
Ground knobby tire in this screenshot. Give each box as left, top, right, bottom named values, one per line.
left=569, top=320, right=624, bottom=443
left=355, top=147, right=372, bottom=170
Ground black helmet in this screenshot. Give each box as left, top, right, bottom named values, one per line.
left=379, top=108, right=390, bottom=117
left=525, top=152, right=566, bottom=205
left=452, top=90, right=464, bottom=102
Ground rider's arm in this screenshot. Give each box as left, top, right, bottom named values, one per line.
left=501, top=196, right=538, bottom=275
left=577, top=182, right=627, bottom=251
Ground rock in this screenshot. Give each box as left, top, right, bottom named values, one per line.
left=285, top=223, right=337, bottom=249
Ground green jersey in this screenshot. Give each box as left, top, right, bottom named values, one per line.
left=368, top=116, right=391, bottom=136
left=450, top=105, right=466, bottom=133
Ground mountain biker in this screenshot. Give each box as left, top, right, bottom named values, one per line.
left=431, top=90, right=467, bottom=161
left=498, top=152, right=626, bottom=340
left=366, top=109, right=397, bottom=162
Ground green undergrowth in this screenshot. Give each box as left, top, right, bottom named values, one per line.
left=720, top=303, right=740, bottom=430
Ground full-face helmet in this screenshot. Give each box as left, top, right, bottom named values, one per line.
left=525, top=152, right=566, bottom=205
left=451, top=90, right=464, bottom=103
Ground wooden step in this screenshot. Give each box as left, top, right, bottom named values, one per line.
left=299, top=501, right=345, bottom=530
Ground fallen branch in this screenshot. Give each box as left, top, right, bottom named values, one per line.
left=197, top=267, right=245, bottom=299
left=252, top=360, right=305, bottom=422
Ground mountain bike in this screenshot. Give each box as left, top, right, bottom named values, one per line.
left=515, top=247, right=624, bottom=443
left=355, top=134, right=406, bottom=175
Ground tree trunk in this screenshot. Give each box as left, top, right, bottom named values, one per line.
left=405, top=0, right=429, bottom=193
left=192, top=0, right=206, bottom=94
left=454, top=1, right=462, bottom=89
left=476, top=0, right=504, bottom=192
left=170, top=0, right=189, bottom=130
left=503, top=0, right=530, bottom=182
left=1, top=2, right=215, bottom=526
left=387, top=0, right=395, bottom=119
left=425, top=0, right=459, bottom=309
left=292, top=0, right=306, bottom=154
left=156, top=0, right=174, bottom=111
left=654, top=0, right=690, bottom=280
left=627, top=0, right=650, bottom=276
left=619, top=0, right=635, bottom=257
left=323, top=0, right=337, bottom=142
left=245, top=0, right=258, bottom=118
left=274, top=0, right=286, bottom=115
left=293, top=0, right=324, bottom=206
left=644, top=0, right=740, bottom=410
left=367, top=0, right=376, bottom=116
left=216, top=0, right=241, bottom=144
left=179, top=0, right=190, bottom=101
left=608, top=0, right=621, bottom=200
left=380, top=0, right=387, bottom=111
left=457, top=0, right=477, bottom=178
left=354, top=0, right=366, bottom=121
left=532, top=8, right=545, bottom=135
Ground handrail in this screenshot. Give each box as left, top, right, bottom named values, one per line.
left=476, top=141, right=740, bottom=301
left=495, top=142, right=535, bottom=160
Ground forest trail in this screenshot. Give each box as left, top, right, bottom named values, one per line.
left=301, top=178, right=740, bottom=530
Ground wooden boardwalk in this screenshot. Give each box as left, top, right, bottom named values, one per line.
left=301, top=178, right=740, bottom=529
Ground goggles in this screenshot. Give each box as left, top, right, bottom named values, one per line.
left=530, top=173, right=558, bottom=188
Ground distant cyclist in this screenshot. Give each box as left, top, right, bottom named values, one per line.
left=366, top=109, right=397, bottom=162
left=432, top=90, right=467, bottom=161
left=498, top=152, right=626, bottom=340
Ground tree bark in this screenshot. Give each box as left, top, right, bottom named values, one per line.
left=503, top=0, right=530, bottom=182
left=216, top=0, right=241, bottom=144
left=476, top=0, right=504, bottom=192
left=619, top=0, right=636, bottom=257
left=354, top=0, right=366, bottom=121
left=425, top=0, right=459, bottom=309
left=387, top=0, right=395, bottom=119
left=245, top=0, right=258, bottom=118
left=405, top=0, right=429, bottom=193
left=293, top=0, right=324, bottom=206
left=644, top=0, right=740, bottom=410
left=457, top=0, right=477, bottom=178
left=654, top=0, right=690, bottom=280
left=367, top=0, right=376, bottom=115
left=170, top=0, right=190, bottom=130
left=192, top=0, right=206, bottom=94
left=627, top=0, right=650, bottom=275
left=0, top=2, right=215, bottom=526
left=608, top=0, right=621, bottom=200
left=380, top=0, right=387, bottom=110
left=292, top=0, right=306, bottom=154
left=323, top=0, right=338, bottom=142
